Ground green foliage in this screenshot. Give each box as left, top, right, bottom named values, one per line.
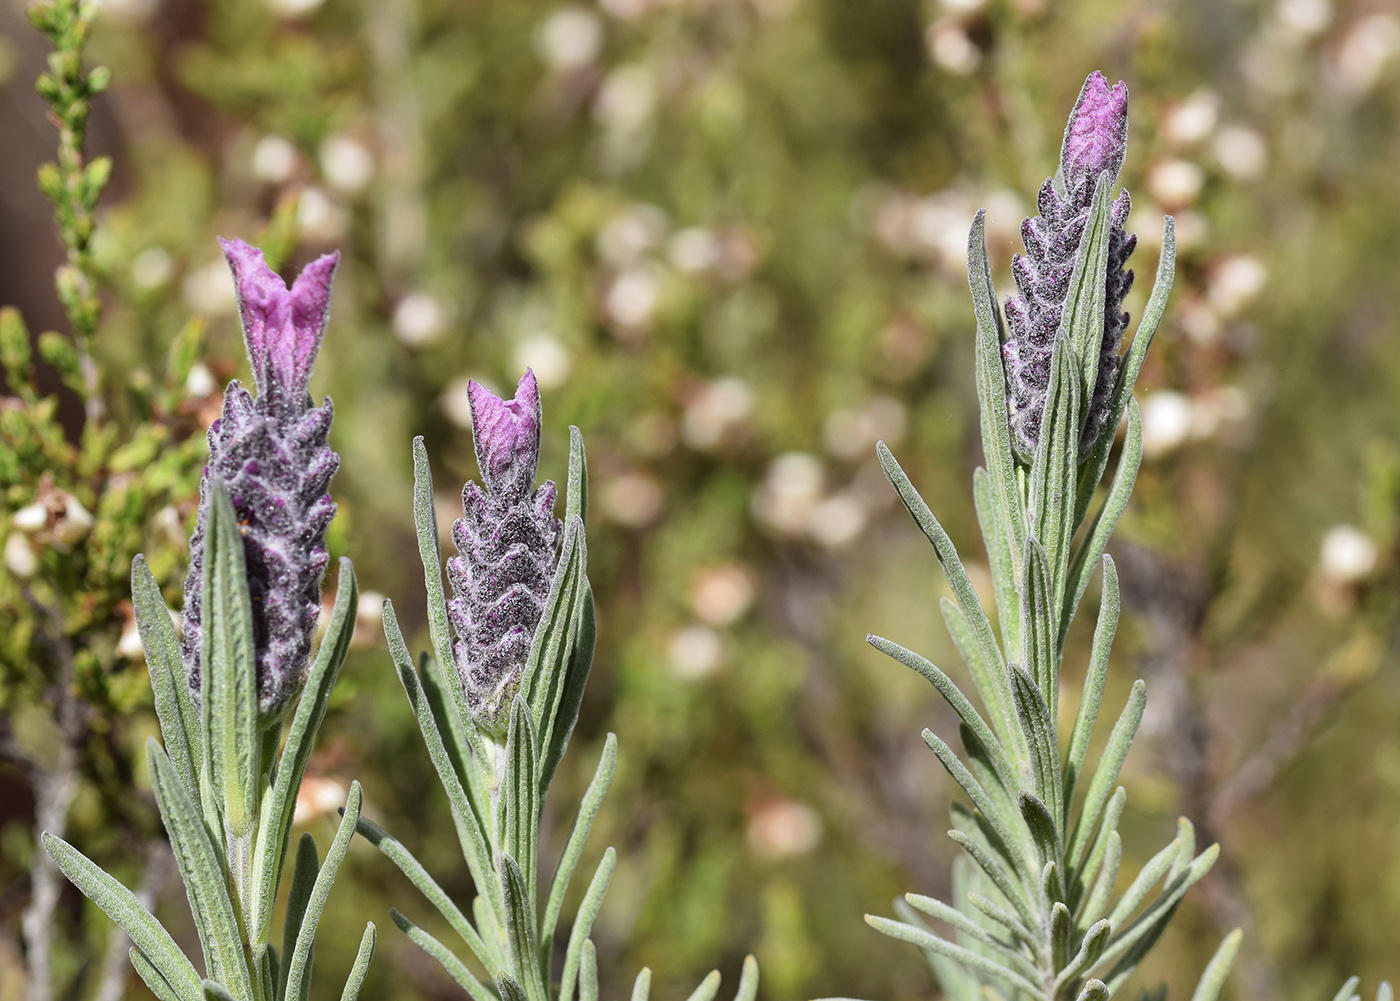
left=367, top=429, right=758, bottom=1001
left=855, top=144, right=1233, bottom=998
left=46, top=526, right=372, bottom=1001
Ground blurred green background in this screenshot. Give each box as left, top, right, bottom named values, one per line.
left=3, top=0, right=1400, bottom=999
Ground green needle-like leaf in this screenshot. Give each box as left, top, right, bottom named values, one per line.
left=684, top=971, right=722, bottom=1001
left=132, top=556, right=200, bottom=794
left=339, top=923, right=377, bottom=1001
left=867, top=915, right=1041, bottom=996
left=282, top=782, right=364, bottom=1001
left=560, top=848, right=616, bottom=1001
left=1068, top=681, right=1146, bottom=869
left=1189, top=929, right=1242, bottom=1001
left=390, top=909, right=498, bottom=1001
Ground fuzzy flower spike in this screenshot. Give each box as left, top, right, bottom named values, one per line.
left=447, top=369, right=562, bottom=724
left=1003, top=70, right=1137, bottom=459
left=181, top=239, right=341, bottom=720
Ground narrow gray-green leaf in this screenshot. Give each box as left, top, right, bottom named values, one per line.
left=541, top=733, right=617, bottom=979
left=871, top=635, right=1013, bottom=790
left=684, top=971, right=722, bottom=1001
left=148, top=741, right=252, bottom=1000
left=975, top=465, right=1022, bottom=660
left=1019, top=539, right=1058, bottom=721
left=1068, top=680, right=1146, bottom=869
left=1053, top=920, right=1111, bottom=994
left=1060, top=172, right=1113, bottom=403
left=922, top=729, right=1016, bottom=854
left=132, top=556, right=200, bottom=795
left=1077, top=831, right=1121, bottom=928
left=203, top=982, right=236, bottom=1001
left=947, top=829, right=1038, bottom=931
left=1064, top=555, right=1119, bottom=810
left=283, top=782, right=364, bottom=1001
left=383, top=599, right=498, bottom=912
left=1064, top=398, right=1142, bottom=639
left=501, top=698, right=539, bottom=905
left=412, top=437, right=470, bottom=722
left=560, top=848, right=616, bottom=1001
left=1189, top=929, right=1242, bottom=1001
left=339, top=923, right=376, bottom=1001
left=252, top=558, right=358, bottom=942
left=880, top=441, right=1023, bottom=766
left=42, top=834, right=202, bottom=998
left=967, top=210, right=1026, bottom=600
left=1077, top=979, right=1109, bottom=1001
left=390, top=909, right=497, bottom=1001
left=733, top=956, right=759, bottom=1001
left=280, top=834, right=319, bottom=1001
left=353, top=814, right=495, bottom=970
left=579, top=940, right=599, bottom=1001
left=903, top=894, right=1041, bottom=982
left=631, top=968, right=652, bottom=1001
left=129, top=948, right=184, bottom=1001
left=499, top=853, right=546, bottom=1001
left=866, top=915, right=1040, bottom=996
left=1027, top=339, right=1080, bottom=631
left=1076, top=216, right=1175, bottom=528
left=1010, top=663, right=1061, bottom=822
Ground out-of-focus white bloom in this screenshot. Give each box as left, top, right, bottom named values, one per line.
left=682, top=377, right=753, bottom=450
left=807, top=493, right=868, bottom=548
left=1319, top=525, right=1379, bottom=584
left=941, top=0, right=986, bottom=11
left=752, top=453, right=824, bottom=535
left=268, top=0, right=325, bottom=17
left=598, top=204, right=668, bottom=266
left=442, top=378, right=477, bottom=429
left=131, top=247, right=174, bottom=290
left=1141, top=387, right=1250, bottom=458
left=184, top=362, right=216, bottom=400
left=1276, top=0, right=1332, bottom=37
left=604, top=267, right=660, bottom=331
left=435, top=492, right=462, bottom=539
left=296, top=187, right=348, bottom=242
left=183, top=259, right=238, bottom=315
left=252, top=135, right=299, bottom=183
left=1331, top=14, right=1400, bottom=95
left=4, top=534, right=37, bottom=579
left=12, top=487, right=94, bottom=549
left=117, top=606, right=145, bottom=661
left=668, top=624, right=723, bottom=680
left=1207, top=255, right=1268, bottom=317
left=1177, top=298, right=1221, bottom=346
left=599, top=0, right=651, bottom=21
left=537, top=7, right=604, bottom=72
left=1146, top=160, right=1206, bottom=207
left=293, top=775, right=347, bottom=824
left=668, top=227, right=723, bottom=274
left=319, top=135, right=375, bottom=195
left=393, top=292, right=449, bottom=347
left=927, top=20, right=980, bottom=74
left=515, top=335, right=571, bottom=389
left=1161, top=91, right=1220, bottom=147
left=1213, top=125, right=1268, bottom=180
left=599, top=473, right=664, bottom=528
left=914, top=195, right=972, bottom=269
left=352, top=591, right=385, bottom=649
left=691, top=564, right=755, bottom=627
left=1140, top=391, right=1194, bottom=459
left=747, top=797, right=822, bottom=860
left=823, top=396, right=908, bottom=461
left=981, top=189, right=1025, bottom=247
left=593, top=64, right=657, bottom=133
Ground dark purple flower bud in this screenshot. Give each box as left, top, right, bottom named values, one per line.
left=182, top=239, right=341, bottom=719
left=446, top=370, right=561, bottom=724
left=1003, top=71, right=1136, bottom=460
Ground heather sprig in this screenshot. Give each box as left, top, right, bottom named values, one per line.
left=843, top=73, right=1238, bottom=1001
left=360, top=385, right=758, bottom=1001
left=43, top=240, right=374, bottom=1001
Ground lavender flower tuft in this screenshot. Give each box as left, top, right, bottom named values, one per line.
left=1003, top=70, right=1137, bottom=459
left=182, top=239, right=341, bottom=719
left=447, top=370, right=561, bottom=724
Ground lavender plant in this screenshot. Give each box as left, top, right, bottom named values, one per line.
left=41, top=240, right=375, bottom=1001
left=358, top=374, right=759, bottom=1001
left=844, top=72, right=1241, bottom=1001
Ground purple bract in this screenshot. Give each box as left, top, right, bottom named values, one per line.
left=182, top=239, right=341, bottom=720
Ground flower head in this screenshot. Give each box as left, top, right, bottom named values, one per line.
left=447, top=371, right=561, bottom=724
left=1060, top=71, right=1130, bottom=191
left=1003, top=71, right=1137, bottom=459
left=182, top=239, right=341, bottom=719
